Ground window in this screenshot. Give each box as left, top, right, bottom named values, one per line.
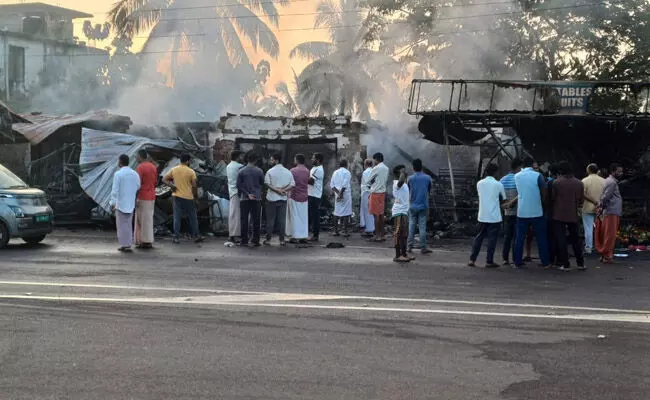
left=8, top=45, right=25, bottom=96
left=0, top=163, right=28, bottom=190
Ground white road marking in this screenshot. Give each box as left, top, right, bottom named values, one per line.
left=0, top=280, right=267, bottom=294
left=0, top=294, right=648, bottom=324
left=0, top=280, right=648, bottom=314
left=157, top=294, right=348, bottom=302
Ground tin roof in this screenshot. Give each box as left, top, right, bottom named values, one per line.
left=13, top=110, right=130, bottom=145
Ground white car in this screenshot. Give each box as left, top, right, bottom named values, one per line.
left=0, top=163, right=53, bottom=249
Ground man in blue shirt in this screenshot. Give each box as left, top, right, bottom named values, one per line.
left=513, top=157, right=550, bottom=267
left=499, top=158, right=522, bottom=265
left=407, top=159, right=433, bottom=254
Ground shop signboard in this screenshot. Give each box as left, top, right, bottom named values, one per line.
left=555, top=83, right=594, bottom=114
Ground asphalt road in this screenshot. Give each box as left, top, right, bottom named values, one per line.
left=0, top=229, right=648, bottom=399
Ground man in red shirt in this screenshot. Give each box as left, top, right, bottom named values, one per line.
left=286, top=154, right=310, bottom=244
left=135, top=149, right=158, bottom=249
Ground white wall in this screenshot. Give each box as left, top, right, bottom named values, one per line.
left=0, top=33, right=107, bottom=99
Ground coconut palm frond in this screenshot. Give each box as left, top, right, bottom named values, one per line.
left=314, top=0, right=341, bottom=30
left=290, top=0, right=398, bottom=117
left=240, top=0, right=281, bottom=28
left=225, top=4, right=280, bottom=59
left=289, top=41, right=335, bottom=61
left=108, top=0, right=164, bottom=38
left=274, top=81, right=299, bottom=114
left=298, top=57, right=340, bottom=79
left=219, top=19, right=252, bottom=66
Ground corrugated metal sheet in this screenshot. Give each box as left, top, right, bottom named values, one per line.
left=0, top=100, right=30, bottom=123
left=12, top=110, right=121, bottom=145
left=0, top=100, right=30, bottom=143
left=79, top=128, right=181, bottom=212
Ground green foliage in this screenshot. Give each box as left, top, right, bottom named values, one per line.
left=363, top=0, right=650, bottom=82
left=82, top=21, right=111, bottom=42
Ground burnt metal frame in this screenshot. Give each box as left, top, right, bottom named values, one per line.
left=408, top=79, right=650, bottom=223
left=408, top=79, right=650, bottom=116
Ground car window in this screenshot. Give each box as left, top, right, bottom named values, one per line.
left=0, top=164, right=28, bottom=189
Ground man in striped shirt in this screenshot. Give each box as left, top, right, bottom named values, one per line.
left=499, top=158, right=522, bottom=265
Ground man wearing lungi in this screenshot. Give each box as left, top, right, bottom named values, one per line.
left=135, top=149, right=157, bottom=249
left=359, top=159, right=375, bottom=237
left=110, top=154, right=141, bottom=252
left=368, top=152, right=389, bottom=242
left=287, top=154, right=310, bottom=244
left=227, top=151, right=245, bottom=243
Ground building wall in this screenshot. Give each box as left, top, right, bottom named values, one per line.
left=0, top=13, right=75, bottom=40
left=0, top=33, right=107, bottom=99
left=0, top=35, right=46, bottom=94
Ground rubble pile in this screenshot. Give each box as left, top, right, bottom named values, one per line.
left=79, top=128, right=229, bottom=235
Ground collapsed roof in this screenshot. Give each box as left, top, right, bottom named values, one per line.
left=13, top=111, right=132, bottom=145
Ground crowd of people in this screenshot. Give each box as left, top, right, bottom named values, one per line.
left=108, top=149, right=435, bottom=262
left=470, top=157, right=623, bottom=270
left=220, top=150, right=433, bottom=262
left=108, top=148, right=623, bottom=269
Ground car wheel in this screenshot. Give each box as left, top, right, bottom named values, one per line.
left=0, top=222, right=8, bottom=249
left=23, top=235, right=46, bottom=245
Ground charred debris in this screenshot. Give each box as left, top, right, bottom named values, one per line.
left=5, top=83, right=650, bottom=238
left=1, top=111, right=379, bottom=236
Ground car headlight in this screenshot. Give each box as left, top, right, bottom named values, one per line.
left=8, top=205, right=25, bottom=218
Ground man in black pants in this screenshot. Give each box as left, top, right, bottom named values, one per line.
left=308, top=153, right=324, bottom=241
left=551, top=161, right=585, bottom=271
left=468, top=164, right=507, bottom=268
left=236, top=151, right=264, bottom=247
left=263, top=153, right=295, bottom=246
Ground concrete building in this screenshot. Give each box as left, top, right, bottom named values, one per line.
left=0, top=2, right=107, bottom=101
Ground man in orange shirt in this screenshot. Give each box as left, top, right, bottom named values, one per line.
left=135, top=149, right=158, bottom=249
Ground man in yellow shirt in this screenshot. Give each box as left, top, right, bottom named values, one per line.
left=582, top=163, right=605, bottom=254
left=163, top=153, right=203, bottom=244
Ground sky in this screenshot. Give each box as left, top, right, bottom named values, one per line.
left=5, top=0, right=326, bottom=90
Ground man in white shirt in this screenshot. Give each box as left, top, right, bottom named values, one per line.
left=359, top=159, right=375, bottom=236
left=468, top=163, right=507, bottom=268
left=308, top=153, right=325, bottom=241
left=368, top=152, right=390, bottom=242
left=392, top=165, right=410, bottom=263
left=226, top=151, right=245, bottom=243
left=264, top=153, right=295, bottom=246
left=110, top=154, right=141, bottom=252
left=330, top=159, right=352, bottom=237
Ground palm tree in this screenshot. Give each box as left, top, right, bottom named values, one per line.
left=108, top=0, right=287, bottom=83
left=256, top=68, right=303, bottom=116
left=289, top=0, right=397, bottom=119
